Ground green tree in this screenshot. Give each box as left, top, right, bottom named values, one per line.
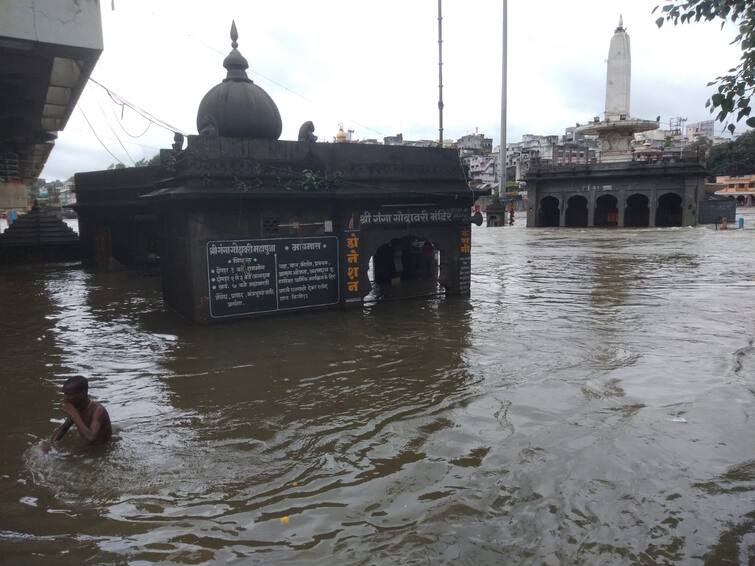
left=654, top=0, right=755, bottom=131
left=684, top=135, right=713, bottom=159
left=107, top=153, right=160, bottom=169
left=706, top=129, right=755, bottom=175
left=133, top=154, right=161, bottom=167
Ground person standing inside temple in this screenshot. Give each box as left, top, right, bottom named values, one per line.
left=43, top=376, right=112, bottom=451
left=7, top=207, right=17, bottom=227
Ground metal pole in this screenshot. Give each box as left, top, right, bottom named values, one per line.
left=499, top=0, right=507, bottom=197
left=437, top=0, right=444, bottom=146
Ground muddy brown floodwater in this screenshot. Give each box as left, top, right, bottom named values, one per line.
left=1, top=216, right=754, bottom=565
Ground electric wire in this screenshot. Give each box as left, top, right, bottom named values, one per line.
left=96, top=97, right=135, bottom=165
left=88, top=77, right=189, bottom=136
left=86, top=15, right=467, bottom=194
left=78, top=106, right=124, bottom=166
left=108, top=98, right=153, bottom=139
left=104, top=89, right=155, bottom=138
left=65, top=124, right=162, bottom=151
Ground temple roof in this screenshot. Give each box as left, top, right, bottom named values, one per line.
left=195, top=21, right=282, bottom=140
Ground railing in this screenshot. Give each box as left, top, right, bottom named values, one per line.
left=526, top=151, right=705, bottom=172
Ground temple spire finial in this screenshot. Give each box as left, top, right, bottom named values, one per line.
left=618, top=14, right=624, bottom=30
left=222, top=20, right=250, bottom=82
left=230, top=20, right=238, bottom=49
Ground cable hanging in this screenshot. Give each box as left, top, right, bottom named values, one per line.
left=96, top=98, right=135, bottom=165
left=88, top=77, right=189, bottom=136
left=78, top=106, right=124, bottom=166
left=106, top=94, right=153, bottom=139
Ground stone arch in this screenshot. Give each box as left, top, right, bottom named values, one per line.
left=361, top=227, right=457, bottom=301
left=656, top=192, right=683, bottom=227
left=538, top=196, right=560, bottom=227
left=565, top=195, right=588, bottom=227
left=370, top=236, right=438, bottom=284
left=625, top=193, right=649, bottom=227
left=595, top=194, right=618, bottom=227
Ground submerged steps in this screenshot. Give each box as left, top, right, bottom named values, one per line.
left=0, top=205, right=79, bottom=263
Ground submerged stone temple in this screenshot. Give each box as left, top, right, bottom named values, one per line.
left=75, top=23, right=480, bottom=323
left=525, top=17, right=706, bottom=228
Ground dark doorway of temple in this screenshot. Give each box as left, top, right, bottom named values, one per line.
left=565, top=195, right=588, bottom=227
left=538, top=196, right=560, bottom=227
left=656, top=192, right=683, bottom=227
left=625, top=193, right=650, bottom=227
left=594, top=194, right=619, bottom=227
left=368, top=236, right=441, bottom=302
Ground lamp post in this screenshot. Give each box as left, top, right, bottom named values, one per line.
left=437, top=0, right=444, bottom=147
left=486, top=0, right=508, bottom=227
left=499, top=0, right=507, bottom=199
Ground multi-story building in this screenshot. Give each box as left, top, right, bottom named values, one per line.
left=686, top=120, right=715, bottom=142
left=505, top=131, right=598, bottom=180
left=59, top=180, right=76, bottom=207
left=457, top=132, right=493, bottom=156
left=714, top=174, right=755, bottom=205
left=462, top=155, right=497, bottom=186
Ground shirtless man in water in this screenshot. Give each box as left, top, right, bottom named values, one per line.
left=44, top=376, right=112, bottom=450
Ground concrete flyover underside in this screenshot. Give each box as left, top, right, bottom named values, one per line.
left=0, top=0, right=102, bottom=184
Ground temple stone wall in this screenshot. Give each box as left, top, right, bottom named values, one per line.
left=525, top=161, right=706, bottom=228
left=155, top=198, right=470, bottom=323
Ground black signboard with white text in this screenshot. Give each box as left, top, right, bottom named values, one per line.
left=207, top=237, right=339, bottom=318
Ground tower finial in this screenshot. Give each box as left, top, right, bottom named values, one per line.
left=230, top=20, right=238, bottom=49
left=223, top=20, right=250, bottom=82
left=618, top=14, right=623, bottom=29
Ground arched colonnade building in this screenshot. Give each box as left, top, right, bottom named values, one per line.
left=524, top=160, right=707, bottom=228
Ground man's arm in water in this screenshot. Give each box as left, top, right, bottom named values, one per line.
left=61, top=401, right=107, bottom=444
left=51, top=417, right=73, bottom=442
left=41, top=417, right=73, bottom=452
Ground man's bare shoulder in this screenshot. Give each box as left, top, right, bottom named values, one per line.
left=91, top=401, right=110, bottom=419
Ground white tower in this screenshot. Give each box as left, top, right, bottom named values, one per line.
left=578, top=16, right=657, bottom=162
left=605, top=15, right=630, bottom=121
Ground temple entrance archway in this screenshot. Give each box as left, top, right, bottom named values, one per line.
left=656, top=192, right=683, bottom=227
left=565, top=195, right=588, bottom=227
left=625, top=193, right=650, bottom=227
left=367, top=234, right=444, bottom=302
left=595, top=194, right=619, bottom=227
left=538, top=196, right=560, bottom=227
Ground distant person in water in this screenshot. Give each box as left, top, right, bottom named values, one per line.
left=43, top=376, right=112, bottom=452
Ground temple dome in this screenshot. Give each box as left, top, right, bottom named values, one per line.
left=196, top=21, right=282, bottom=140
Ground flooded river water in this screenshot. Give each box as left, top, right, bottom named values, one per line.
left=1, top=218, right=754, bottom=564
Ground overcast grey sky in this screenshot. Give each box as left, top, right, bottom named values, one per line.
left=41, top=0, right=746, bottom=181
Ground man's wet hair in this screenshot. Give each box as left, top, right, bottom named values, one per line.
left=63, top=376, right=88, bottom=394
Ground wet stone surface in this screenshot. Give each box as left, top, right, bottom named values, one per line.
left=1, top=214, right=754, bottom=564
